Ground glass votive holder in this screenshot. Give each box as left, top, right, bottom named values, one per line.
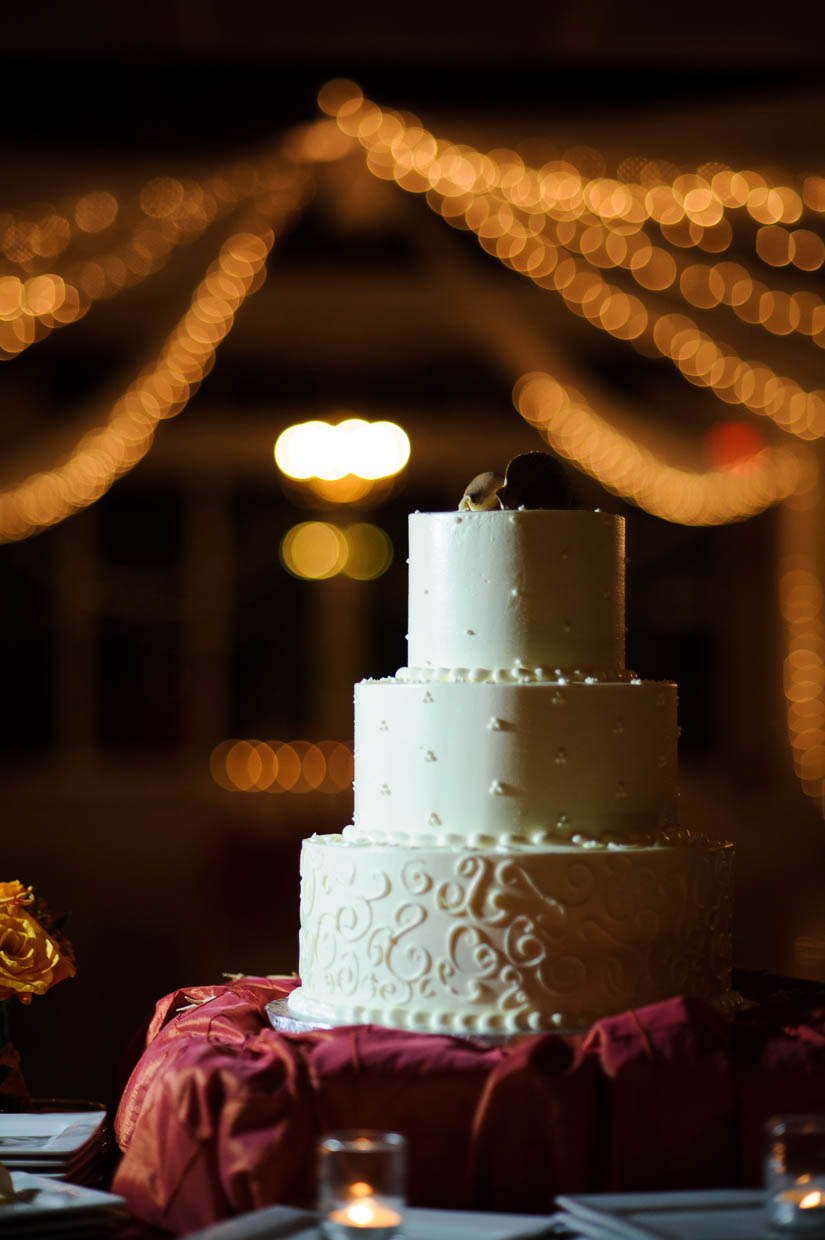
left=318, top=1130, right=406, bottom=1239
left=765, top=1115, right=825, bottom=1234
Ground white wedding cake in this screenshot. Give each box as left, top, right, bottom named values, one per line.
left=288, top=462, right=734, bottom=1034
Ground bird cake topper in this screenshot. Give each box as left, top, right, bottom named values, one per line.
left=459, top=451, right=572, bottom=511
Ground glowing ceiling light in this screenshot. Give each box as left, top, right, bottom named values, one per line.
left=273, top=420, right=329, bottom=479
left=274, top=417, right=410, bottom=481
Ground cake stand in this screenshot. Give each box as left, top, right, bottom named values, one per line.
left=265, top=999, right=585, bottom=1044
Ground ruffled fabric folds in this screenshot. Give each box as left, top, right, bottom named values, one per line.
left=112, top=972, right=825, bottom=1236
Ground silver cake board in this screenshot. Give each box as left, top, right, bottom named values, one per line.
left=265, top=999, right=587, bottom=1044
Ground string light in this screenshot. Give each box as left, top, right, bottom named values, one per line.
left=778, top=461, right=825, bottom=808
left=514, top=371, right=800, bottom=525
left=2, top=77, right=825, bottom=823
left=0, top=166, right=311, bottom=542
left=781, top=563, right=825, bottom=798
left=329, top=83, right=825, bottom=445
left=0, top=154, right=312, bottom=361
left=315, top=76, right=825, bottom=818
left=210, top=738, right=353, bottom=794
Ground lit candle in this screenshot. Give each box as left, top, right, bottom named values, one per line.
left=770, top=1184, right=825, bottom=1233
left=318, top=1130, right=406, bottom=1240
left=328, top=1196, right=403, bottom=1228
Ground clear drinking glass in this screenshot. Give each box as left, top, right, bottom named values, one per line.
left=765, top=1115, right=825, bottom=1234
left=318, top=1130, right=406, bottom=1239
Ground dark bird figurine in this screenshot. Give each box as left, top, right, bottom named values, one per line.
left=496, top=451, right=573, bottom=510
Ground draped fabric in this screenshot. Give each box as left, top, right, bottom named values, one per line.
left=112, top=972, right=825, bottom=1236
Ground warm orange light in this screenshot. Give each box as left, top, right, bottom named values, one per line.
left=0, top=170, right=303, bottom=542
left=0, top=277, right=23, bottom=319
left=210, top=739, right=354, bottom=794
left=343, top=523, right=393, bottom=579
left=275, top=418, right=409, bottom=482
left=303, top=476, right=378, bottom=504
left=286, top=119, right=354, bottom=163
left=74, top=191, right=119, bottom=233
left=280, top=521, right=393, bottom=581
left=281, top=522, right=348, bottom=580
left=318, top=78, right=363, bottom=116
left=791, top=229, right=825, bottom=272
left=225, top=740, right=260, bottom=792
left=514, top=370, right=799, bottom=525
left=139, top=176, right=185, bottom=219
left=704, top=422, right=766, bottom=471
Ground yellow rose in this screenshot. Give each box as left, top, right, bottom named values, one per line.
left=0, top=882, right=31, bottom=908
left=0, top=898, right=75, bottom=1005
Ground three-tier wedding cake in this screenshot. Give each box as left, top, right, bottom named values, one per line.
left=287, top=457, right=734, bottom=1034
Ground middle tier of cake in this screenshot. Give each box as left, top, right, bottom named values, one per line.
left=352, top=676, right=678, bottom=847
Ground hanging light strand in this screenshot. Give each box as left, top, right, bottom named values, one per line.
left=0, top=165, right=313, bottom=543
left=433, top=155, right=825, bottom=361
left=514, top=370, right=801, bottom=525
left=492, top=178, right=825, bottom=355
left=0, top=155, right=298, bottom=362
left=778, top=462, right=825, bottom=808
left=326, top=83, right=825, bottom=445
left=314, top=77, right=825, bottom=824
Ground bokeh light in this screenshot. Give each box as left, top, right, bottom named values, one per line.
left=333, top=84, right=825, bottom=449
left=780, top=557, right=825, bottom=798
left=210, top=739, right=353, bottom=794
left=6, top=77, right=825, bottom=819
left=0, top=169, right=306, bottom=542
left=514, top=370, right=799, bottom=525
left=74, top=191, right=119, bottom=233
left=280, top=521, right=393, bottom=580
left=281, top=522, right=348, bottom=579
left=703, top=421, right=766, bottom=471
left=275, top=418, right=410, bottom=482
left=341, top=522, right=393, bottom=579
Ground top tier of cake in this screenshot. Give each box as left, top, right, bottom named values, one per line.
left=407, top=508, right=626, bottom=679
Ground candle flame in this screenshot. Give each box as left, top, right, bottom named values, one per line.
left=349, top=1181, right=373, bottom=1198
left=330, top=1195, right=402, bottom=1229
left=346, top=1198, right=378, bottom=1225
left=800, top=1190, right=823, bottom=1209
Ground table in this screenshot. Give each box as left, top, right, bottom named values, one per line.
left=112, top=971, right=825, bottom=1236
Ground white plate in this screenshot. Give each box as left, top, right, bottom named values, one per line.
left=555, top=1189, right=769, bottom=1240
left=0, top=1115, right=104, bottom=1159
left=0, top=1134, right=108, bottom=1175
left=184, top=1203, right=559, bottom=1239
left=0, top=1171, right=124, bottom=1228
left=0, top=1219, right=117, bottom=1238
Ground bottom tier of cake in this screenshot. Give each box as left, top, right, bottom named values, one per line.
left=288, top=833, right=735, bottom=1035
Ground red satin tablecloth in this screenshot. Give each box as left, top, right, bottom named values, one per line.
left=112, top=972, right=825, bottom=1236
